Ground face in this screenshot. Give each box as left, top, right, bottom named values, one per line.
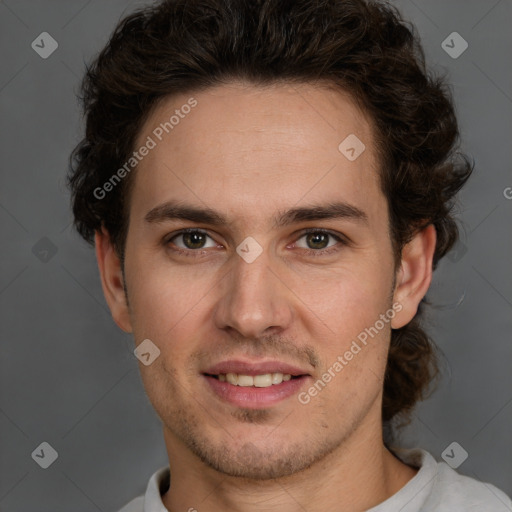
left=99, top=82, right=423, bottom=479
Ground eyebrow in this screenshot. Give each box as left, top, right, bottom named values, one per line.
left=144, top=200, right=368, bottom=227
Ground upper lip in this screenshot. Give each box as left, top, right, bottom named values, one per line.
left=203, top=359, right=311, bottom=377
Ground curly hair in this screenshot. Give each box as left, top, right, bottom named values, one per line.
left=68, top=0, right=472, bottom=438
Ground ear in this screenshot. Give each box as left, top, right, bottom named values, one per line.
left=391, top=224, right=436, bottom=329
left=95, top=227, right=133, bottom=333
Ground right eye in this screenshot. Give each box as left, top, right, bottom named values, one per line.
left=166, top=229, right=219, bottom=253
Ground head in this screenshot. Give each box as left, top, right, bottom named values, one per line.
left=68, top=0, right=471, bottom=478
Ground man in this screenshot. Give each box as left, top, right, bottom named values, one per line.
left=68, top=0, right=512, bottom=510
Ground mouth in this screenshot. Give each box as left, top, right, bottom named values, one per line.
left=204, top=372, right=301, bottom=387
left=201, top=360, right=311, bottom=408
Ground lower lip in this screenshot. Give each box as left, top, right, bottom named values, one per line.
left=203, top=375, right=310, bottom=408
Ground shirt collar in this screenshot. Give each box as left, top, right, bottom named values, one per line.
left=144, top=466, right=170, bottom=512
left=367, top=448, right=438, bottom=512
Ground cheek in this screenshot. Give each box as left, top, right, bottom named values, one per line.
left=297, top=259, right=393, bottom=402
left=299, top=262, right=393, bottom=343
left=125, top=252, right=217, bottom=350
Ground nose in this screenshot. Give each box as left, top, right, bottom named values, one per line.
left=213, top=245, right=294, bottom=339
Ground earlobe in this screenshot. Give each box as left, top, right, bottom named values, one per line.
left=94, top=227, right=133, bottom=333
left=391, top=224, right=436, bottom=329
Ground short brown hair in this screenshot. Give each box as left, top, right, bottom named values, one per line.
left=68, top=0, right=472, bottom=439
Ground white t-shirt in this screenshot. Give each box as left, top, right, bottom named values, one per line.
left=118, top=448, right=512, bottom=512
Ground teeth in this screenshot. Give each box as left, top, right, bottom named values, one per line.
left=218, top=372, right=294, bottom=387
left=226, top=373, right=238, bottom=385
left=237, top=374, right=254, bottom=386
left=254, top=374, right=272, bottom=387
left=271, top=373, right=283, bottom=385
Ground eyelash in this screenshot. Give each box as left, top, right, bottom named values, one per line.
left=164, top=228, right=347, bottom=258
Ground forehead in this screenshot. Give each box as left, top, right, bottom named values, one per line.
left=130, top=82, right=384, bottom=227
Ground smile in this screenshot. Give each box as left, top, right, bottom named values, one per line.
left=209, top=372, right=294, bottom=387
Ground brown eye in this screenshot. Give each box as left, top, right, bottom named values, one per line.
left=182, top=232, right=207, bottom=249
left=305, top=232, right=330, bottom=249
left=169, top=230, right=217, bottom=250
left=295, top=230, right=341, bottom=251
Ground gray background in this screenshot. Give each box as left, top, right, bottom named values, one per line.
left=0, top=0, right=511, bottom=511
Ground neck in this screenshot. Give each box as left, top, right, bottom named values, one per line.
left=161, top=414, right=417, bottom=512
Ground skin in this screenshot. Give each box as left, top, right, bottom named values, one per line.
left=95, top=82, right=436, bottom=511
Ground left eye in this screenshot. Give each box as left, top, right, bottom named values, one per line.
left=170, top=230, right=217, bottom=250
left=295, top=231, right=340, bottom=250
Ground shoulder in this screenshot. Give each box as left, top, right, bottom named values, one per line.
left=396, top=448, right=512, bottom=511
left=116, top=466, right=170, bottom=512
left=117, top=495, right=144, bottom=512
left=428, top=458, right=512, bottom=511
